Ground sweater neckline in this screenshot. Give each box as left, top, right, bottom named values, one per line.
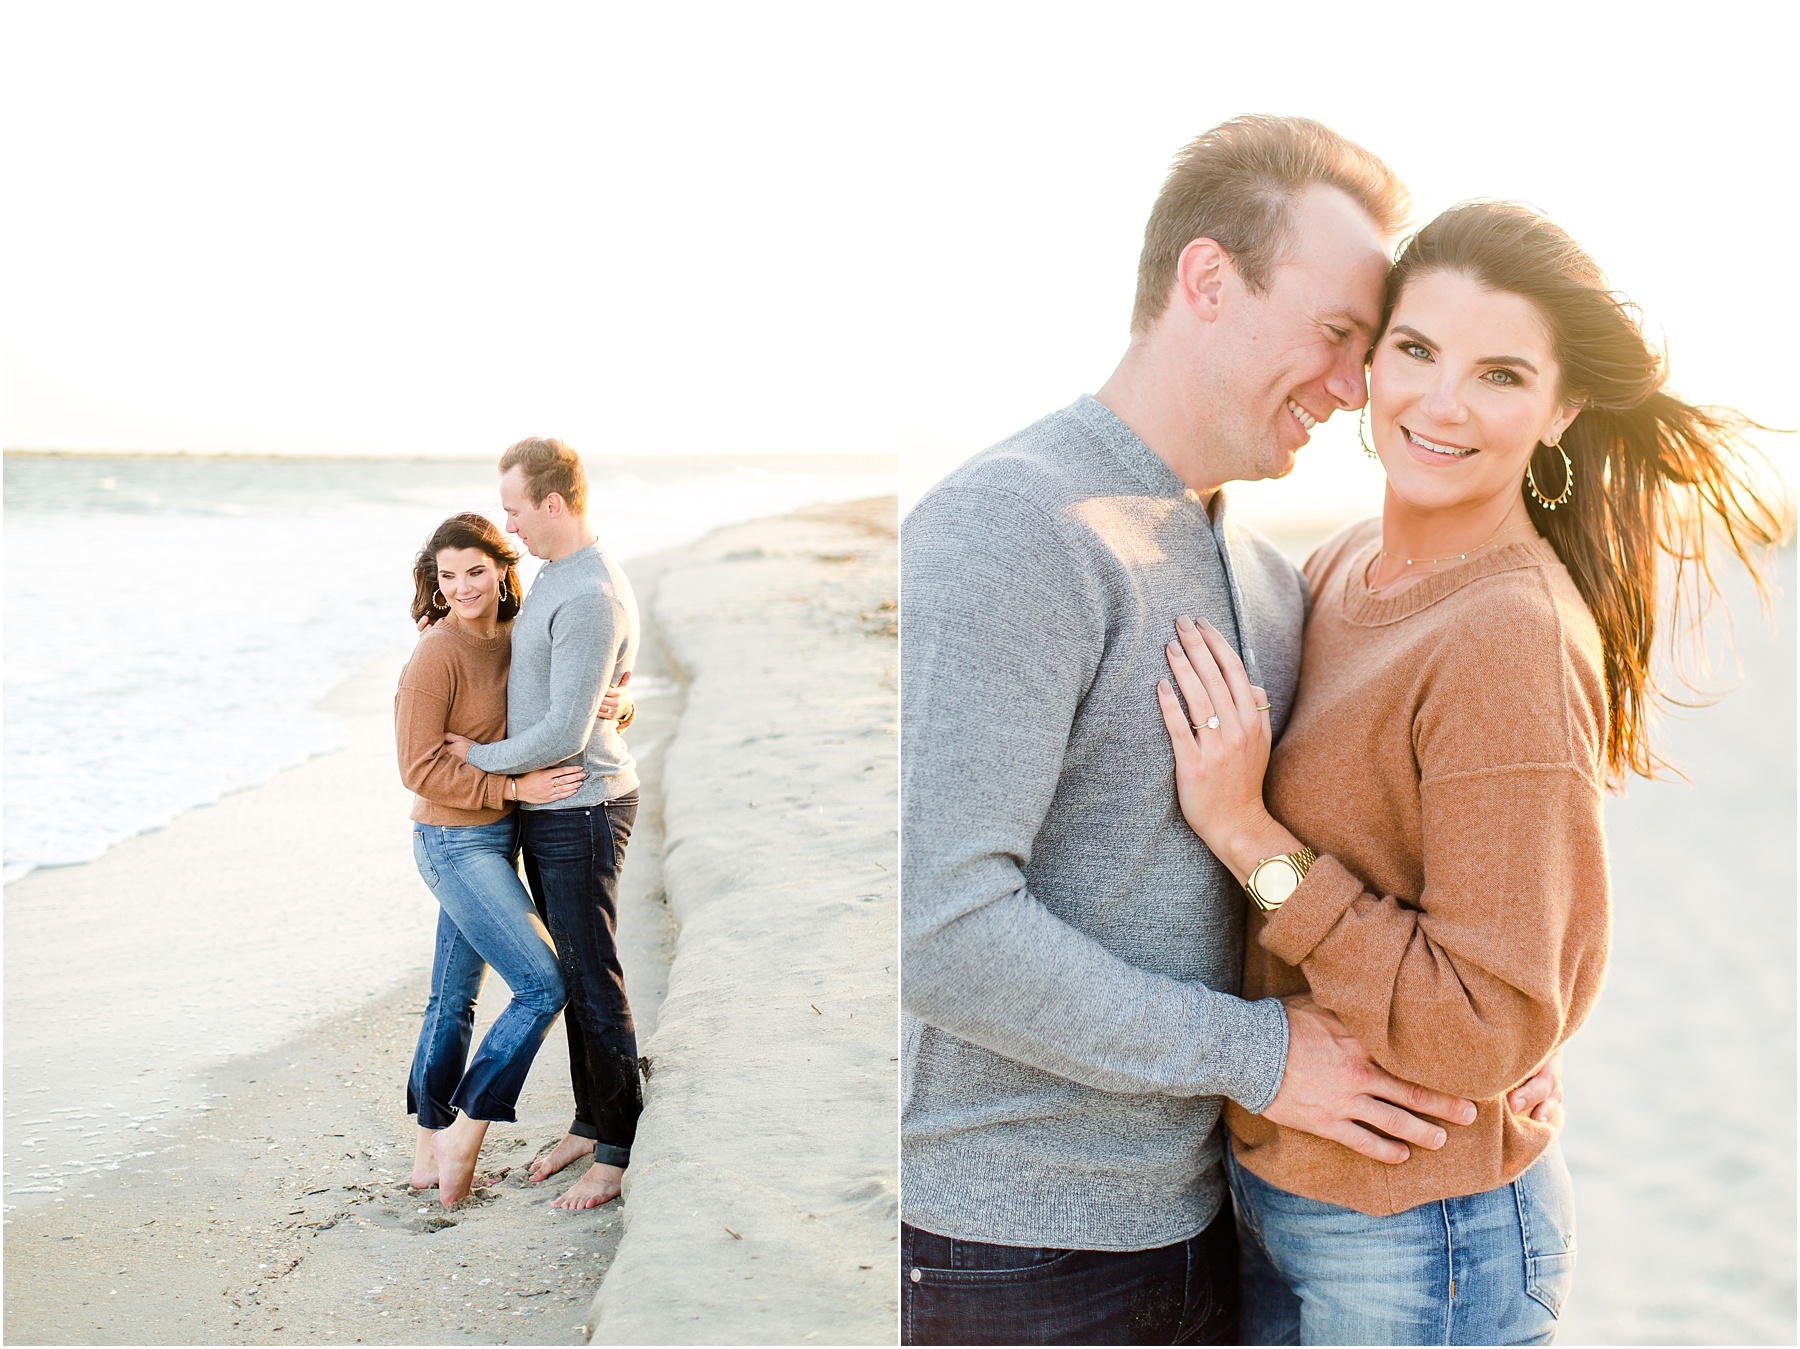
left=1339, top=532, right=1562, bottom=626
left=435, top=616, right=511, bottom=652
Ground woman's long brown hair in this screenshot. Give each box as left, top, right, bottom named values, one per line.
left=1385, top=202, right=1793, bottom=784
left=410, top=513, right=523, bottom=627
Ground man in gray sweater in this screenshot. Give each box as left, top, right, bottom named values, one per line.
left=902, top=118, right=1496, bottom=1343
left=446, top=436, right=642, bottom=1213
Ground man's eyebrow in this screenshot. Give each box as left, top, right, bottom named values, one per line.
left=1323, top=306, right=1378, bottom=335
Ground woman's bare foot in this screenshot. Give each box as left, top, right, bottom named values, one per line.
left=550, top=1161, right=624, bottom=1211
left=528, top=1132, right=595, bottom=1183
left=411, top=1127, right=440, bottom=1189
left=433, top=1114, right=490, bottom=1208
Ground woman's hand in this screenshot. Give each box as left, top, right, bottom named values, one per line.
left=1155, top=615, right=1278, bottom=872
left=513, top=765, right=585, bottom=804
left=597, top=672, right=633, bottom=728
left=443, top=732, right=475, bottom=763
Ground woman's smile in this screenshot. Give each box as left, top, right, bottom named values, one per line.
left=1400, top=426, right=1477, bottom=460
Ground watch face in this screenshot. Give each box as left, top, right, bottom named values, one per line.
left=1254, top=858, right=1301, bottom=907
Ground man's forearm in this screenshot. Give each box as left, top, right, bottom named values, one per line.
left=903, top=884, right=1290, bottom=1109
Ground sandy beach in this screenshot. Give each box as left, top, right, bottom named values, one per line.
left=4, top=498, right=898, bottom=1345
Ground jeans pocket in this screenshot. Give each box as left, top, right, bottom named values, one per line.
left=1515, top=1142, right=1578, bottom=1317
left=412, top=829, right=440, bottom=888
left=906, top=1228, right=1075, bottom=1283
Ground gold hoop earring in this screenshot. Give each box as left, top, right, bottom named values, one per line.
left=1358, top=406, right=1379, bottom=460
left=1526, top=441, right=1575, bottom=511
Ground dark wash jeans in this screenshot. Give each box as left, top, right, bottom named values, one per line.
left=901, top=1206, right=1239, bottom=1345
left=519, top=794, right=640, bottom=1169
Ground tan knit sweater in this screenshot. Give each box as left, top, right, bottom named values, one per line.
left=1226, top=520, right=1612, bottom=1217
left=394, top=619, right=514, bottom=827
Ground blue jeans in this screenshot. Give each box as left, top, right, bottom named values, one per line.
left=407, top=816, right=566, bottom=1128
left=519, top=796, right=640, bottom=1169
left=1226, top=1140, right=1576, bottom=1346
left=900, top=1206, right=1240, bottom=1345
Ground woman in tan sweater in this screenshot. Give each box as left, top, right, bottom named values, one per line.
left=1156, top=203, right=1788, bottom=1344
left=397, top=513, right=587, bottom=1206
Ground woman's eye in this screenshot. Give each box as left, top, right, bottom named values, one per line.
left=1486, top=368, right=1521, bottom=386
left=1398, top=341, right=1430, bottom=360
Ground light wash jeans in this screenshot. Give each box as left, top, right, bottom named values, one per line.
left=408, top=816, right=565, bottom=1128
left=1227, top=1140, right=1576, bottom=1346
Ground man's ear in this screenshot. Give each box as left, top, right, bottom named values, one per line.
left=1174, top=237, right=1229, bottom=324
left=543, top=492, right=565, bottom=518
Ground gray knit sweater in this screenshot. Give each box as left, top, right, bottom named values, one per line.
left=467, top=541, right=639, bottom=807
left=901, top=396, right=1306, bottom=1251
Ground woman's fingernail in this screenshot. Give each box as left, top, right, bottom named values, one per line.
left=1176, top=614, right=1195, bottom=631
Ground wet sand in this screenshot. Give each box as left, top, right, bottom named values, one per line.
left=3, top=500, right=898, bottom=1345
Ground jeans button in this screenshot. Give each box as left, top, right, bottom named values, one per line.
left=909, top=1268, right=922, bottom=1283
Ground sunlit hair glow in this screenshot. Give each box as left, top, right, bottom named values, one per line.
left=1131, top=114, right=1409, bottom=333
left=1384, top=201, right=1794, bottom=783
left=410, top=512, right=523, bottom=627
left=499, top=436, right=588, bottom=515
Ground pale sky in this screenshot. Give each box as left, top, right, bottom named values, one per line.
left=4, top=2, right=1794, bottom=524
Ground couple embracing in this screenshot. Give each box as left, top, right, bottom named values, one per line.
left=394, top=437, right=643, bottom=1212
left=901, top=117, right=1786, bottom=1344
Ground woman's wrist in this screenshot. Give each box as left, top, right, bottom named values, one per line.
left=1217, top=809, right=1301, bottom=886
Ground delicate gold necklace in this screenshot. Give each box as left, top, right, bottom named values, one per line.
left=1365, top=520, right=1534, bottom=596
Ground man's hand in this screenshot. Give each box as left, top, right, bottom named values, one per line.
left=1509, top=1050, right=1563, bottom=1124
left=1261, top=994, right=1477, bottom=1164
left=443, top=732, right=475, bottom=763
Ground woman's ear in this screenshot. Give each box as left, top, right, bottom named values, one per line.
left=1548, top=402, right=1583, bottom=445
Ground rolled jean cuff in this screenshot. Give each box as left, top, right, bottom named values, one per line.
left=567, top=1119, right=631, bottom=1168
left=591, top=1141, right=631, bottom=1169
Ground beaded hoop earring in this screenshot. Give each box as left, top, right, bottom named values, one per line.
left=431, top=589, right=448, bottom=611
left=1358, top=406, right=1379, bottom=460
left=1526, top=441, right=1575, bottom=511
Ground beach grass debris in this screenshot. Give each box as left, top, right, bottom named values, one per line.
left=724, top=1225, right=743, bottom=1239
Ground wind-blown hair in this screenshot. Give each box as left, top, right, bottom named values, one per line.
left=1385, top=201, right=1792, bottom=783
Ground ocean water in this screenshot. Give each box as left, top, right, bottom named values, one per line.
left=3, top=453, right=893, bottom=882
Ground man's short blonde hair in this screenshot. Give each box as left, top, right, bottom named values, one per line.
left=498, top=437, right=587, bottom=515
left=1131, top=115, right=1409, bottom=333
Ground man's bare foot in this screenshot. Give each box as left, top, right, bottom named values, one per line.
left=550, top=1161, right=623, bottom=1211
left=433, top=1114, right=491, bottom=1208
left=411, top=1127, right=440, bottom=1189
left=528, top=1132, right=594, bottom=1184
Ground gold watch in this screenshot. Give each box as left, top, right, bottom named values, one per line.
left=1245, top=845, right=1317, bottom=912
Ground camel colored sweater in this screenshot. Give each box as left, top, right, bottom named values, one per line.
left=395, top=619, right=514, bottom=827
left=1227, top=520, right=1612, bottom=1217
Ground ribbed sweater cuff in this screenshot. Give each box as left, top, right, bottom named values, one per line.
left=1259, top=853, right=1364, bottom=968
left=482, top=772, right=508, bottom=812
left=1217, top=994, right=1290, bottom=1115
